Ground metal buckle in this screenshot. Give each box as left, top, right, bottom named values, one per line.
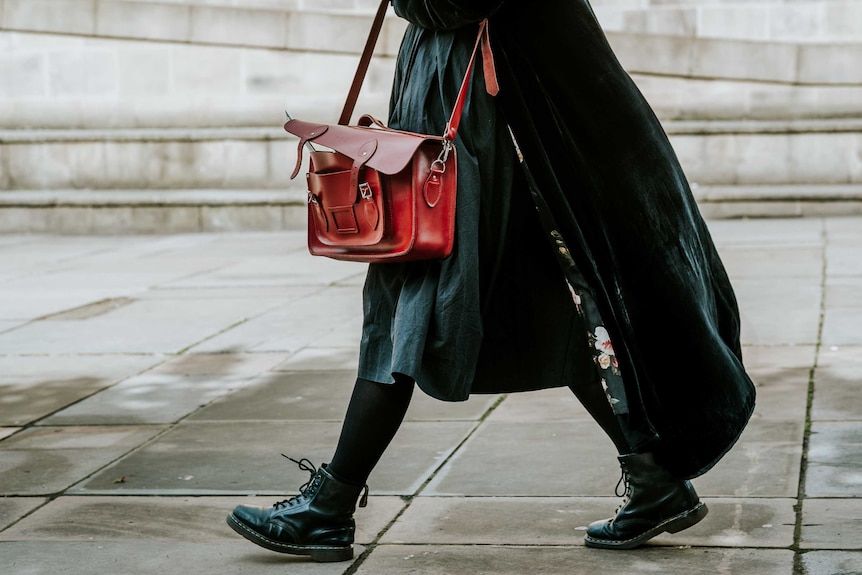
left=359, top=182, right=373, bottom=200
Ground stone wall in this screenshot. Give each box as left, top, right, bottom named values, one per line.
left=0, top=0, right=861, bottom=231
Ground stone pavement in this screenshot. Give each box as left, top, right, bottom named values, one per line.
left=0, top=217, right=860, bottom=575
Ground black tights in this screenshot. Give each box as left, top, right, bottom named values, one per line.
left=327, top=376, right=630, bottom=486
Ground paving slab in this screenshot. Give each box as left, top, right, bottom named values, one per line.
left=138, top=285, right=316, bottom=301
left=0, top=290, right=122, bottom=322
left=187, top=370, right=355, bottom=422
left=0, top=296, right=285, bottom=354
left=826, top=244, right=862, bottom=277
left=0, top=541, right=357, bottom=575
left=806, top=421, right=862, bottom=497
left=272, top=346, right=360, bottom=371
left=189, top=287, right=363, bottom=353
left=825, top=277, right=862, bottom=307
left=825, top=217, right=862, bottom=241
left=692, top=436, right=802, bottom=498
left=146, top=352, right=290, bottom=377
left=0, top=495, right=404, bottom=546
left=719, top=246, right=823, bottom=279
left=707, top=217, right=825, bottom=248
left=800, top=550, right=862, bottom=575
left=162, top=250, right=366, bottom=289
left=0, top=321, right=22, bottom=334
left=0, top=425, right=166, bottom=496
left=190, top=371, right=499, bottom=423
left=812, top=348, right=862, bottom=421
left=800, top=498, right=862, bottom=550
left=74, top=420, right=475, bottom=495
left=822, top=308, right=862, bottom=346
left=381, top=496, right=795, bottom=549
left=0, top=497, right=47, bottom=531
left=742, top=344, right=817, bottom=372
left=0, top=236, right=146, bottom=276
left=4, top=254, right=247, bottom=292
left=733, top=279, right=822, bottom=345
left=0, top=355, right=163, bottom=426
left=486, top=387, right=594, bottom=423
left=354, top=545, right=794, bottom=575
left=424, top=421, right=620, bottom=497
left=149, top=233, right=302, bottom=260
left=40, top=373, right=256, bottom=425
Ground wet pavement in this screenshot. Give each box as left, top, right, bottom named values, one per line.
left=1, top=217, right=860, bottom=574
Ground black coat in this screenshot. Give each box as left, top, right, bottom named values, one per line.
left=364, top=0, right=756, bottom=479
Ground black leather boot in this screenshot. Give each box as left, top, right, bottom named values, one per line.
left=584, top=452, right=708, bottom=549
left=226, top=459, right=368, bottom=562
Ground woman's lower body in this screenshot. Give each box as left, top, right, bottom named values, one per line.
left=227, top=15, right=709, bottom=562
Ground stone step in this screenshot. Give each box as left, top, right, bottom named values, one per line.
left=593, top=1, right=862, bottom=43
left=2, top=3, right=860, bottom=132
left=0, top=189, right=304, bottom=233
left=695, top=184, right=862, bottom=218
left=3, top=120, right=861, bottom=190
left=3, top=185, right=862, bottom=233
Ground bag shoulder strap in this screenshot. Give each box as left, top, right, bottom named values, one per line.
left=338, top=0, right=390, bottom=126
left=338, top=0, right=497, bottom=142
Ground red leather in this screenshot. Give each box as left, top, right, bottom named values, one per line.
left=283, top=6, right=496, bottom=263
left=286, top=119, right=457, bottom=262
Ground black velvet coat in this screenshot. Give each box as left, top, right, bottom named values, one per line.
left=359, top=0, right=756, bottom=479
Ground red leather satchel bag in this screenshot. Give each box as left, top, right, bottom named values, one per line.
left=284, top=0, right=496, bottom=263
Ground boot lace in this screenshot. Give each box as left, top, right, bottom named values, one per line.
left=614, top=466, right=632, bottom=515
left=270, top=454, right=370, bottom=510
left=272, top=455, right=318, bottom=510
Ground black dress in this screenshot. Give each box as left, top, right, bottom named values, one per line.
left=357, top=0, right=756, bottom=480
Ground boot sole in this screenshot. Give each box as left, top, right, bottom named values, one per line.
left=583, top=502, right=709, bottom=550
left=226, top=513, right=353, bottom=562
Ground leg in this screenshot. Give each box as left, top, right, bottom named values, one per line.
left=227, top=376, right=414, bottom=562
left=329, top=376, right=414, bottom=484
left=568, top=376, right=630, bottom=454
left=570, top=377, right=707, bottom=549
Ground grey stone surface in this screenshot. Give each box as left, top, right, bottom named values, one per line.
left=1, top=219, right=861, bottom=571
left=188, top=288, right=363, bottom=353
left=825, top=277, right=862, bottom=308
left=0, top=495, right=404, bottom=546
left=190, top=371, right=498, bottom=423
left=813, top=347, right=862, bottom=422
left=0, top=541, right=357, bottom=575
left=41, top=373, right=255, bottom=425
left=0, top=355, right=163, bottom=426
left=0, top=296, right=284, bottom=354
left=424, top=421, right=620, bottom=497
left=355, top=545, right=795, bottom=575
left=187, top=370, right=357, bottom=422
left=272, top=346, right=360, bottom=371
left=0, top=425, right=166, bottom=495
left=801, top=499, right=862, bottom=550
left=147, top=352, right=289, bottom=377
left=806, top=421, right=862, bottom=497
left=0, top=497, right=46, bottom=531
left=707, top=217, right=825, bottom=248
left=719, top=246, right=823, bottom=279
left=692, top=435, right=801, bottom=498
left=733, top=279, right=822, bottom=345
left=382, top=496, right=795, bottom=548
left=486, top=387, right=593, bottom=423
left=74, top=420, right=474, bottom=495
left=822, top=308, right=862, bottom=346
left=801, top=551, right=862, bottom=575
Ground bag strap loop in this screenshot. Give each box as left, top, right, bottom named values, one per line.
left=338, top=0, right=497, bottom=142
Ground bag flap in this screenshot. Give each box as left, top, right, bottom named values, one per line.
left=285, top=118, right=441, bottom=176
